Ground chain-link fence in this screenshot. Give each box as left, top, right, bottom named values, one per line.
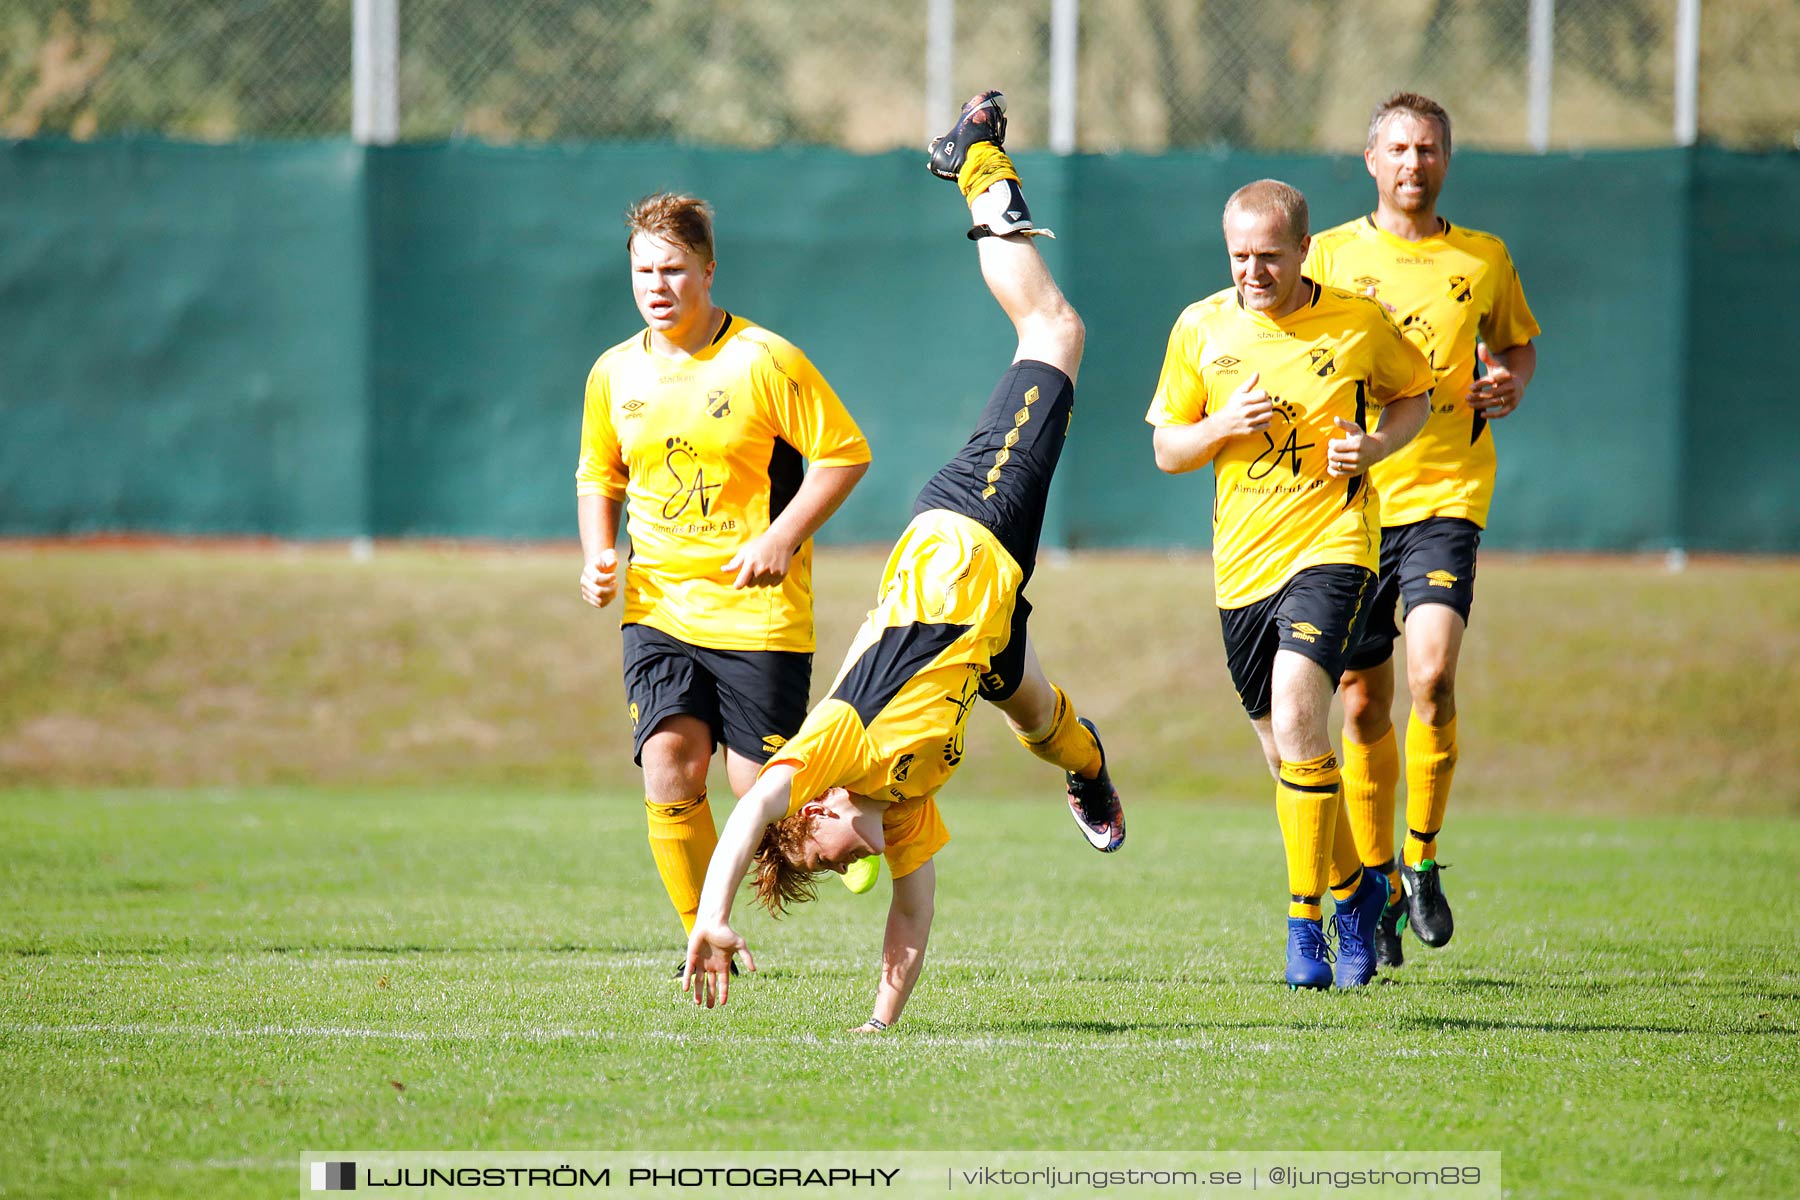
left=4, top=0, right=1795, bottom=149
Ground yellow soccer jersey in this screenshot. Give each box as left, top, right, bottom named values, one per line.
left=576, top=313, right=870, bottom=652
left=766, top=510, right=1024, bottom=878
left=1305, top=217, right=1540, bottom=528
left=1146, top=282, right=1435, bottom=609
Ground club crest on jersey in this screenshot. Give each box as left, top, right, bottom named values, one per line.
left=892, top=752, right=913, bottom=783
left=705, top=389, right=731, bottom=419
left=1447, top=275, right=1472, bottom=303
left=1308, top=346, right=1337, bottom=377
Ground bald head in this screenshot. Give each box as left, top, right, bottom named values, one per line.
left=1222, top=179, right=1309, bottom=248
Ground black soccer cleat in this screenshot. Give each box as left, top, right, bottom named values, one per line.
left=927, top=89, right=1008, bottom=181
left=1400, top=859, right=1454, bottom=948
left=1066, top=718, right=1125, bottom=853
left=1375, top=898, right=1405, bottom=968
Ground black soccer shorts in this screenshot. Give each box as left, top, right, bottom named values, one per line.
left=1219, top=564, right=1379, bottom=720
left=1346, top=516, right=1483, bottom=672
left=620, top=624, right=812, bottom=765
left=910, top=358, right=1075, bottom=587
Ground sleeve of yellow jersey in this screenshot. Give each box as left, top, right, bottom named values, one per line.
left=767, top=700, right=878, bottom=818
left=1368, top=306, right=1436, bottom=405
left=1145, top=311, right=1209, bottom=426
left=1480, top=247, right=1542, bottom=351
left=575, top=360, right=627, bottom=499
left=759, top=336, right=872, bottom=468
left=881, top=793, right=950, bottom=880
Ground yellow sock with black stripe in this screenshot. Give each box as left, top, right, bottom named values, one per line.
left=645, top=791, right=717, bottom=935
left=1017, top=684, right=1102, bottom=779
left=1404, top=712, right=1458, bottom=866
left=1342, top=726, right=1399, bottom=870
left=958, top=142, right=1020, bottom=204
left=1276, top=752, right=1340, bottom=920
left=1328, top=794, right=1366, bottom=903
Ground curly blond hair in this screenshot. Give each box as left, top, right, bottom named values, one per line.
left=751, top=810, right=825, bottom=916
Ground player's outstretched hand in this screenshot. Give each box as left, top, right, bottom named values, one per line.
left=580, top=548, right=619, bottom=609
left=1327, top=416, right=1378, bottom=477
left=682, top=922, right=755, bottom=1008
left=1217, top=371, right=1273, bottom=438
left=724, top=531, right=795, bottom=589
left=1467, top=344, right=1522, bottom=418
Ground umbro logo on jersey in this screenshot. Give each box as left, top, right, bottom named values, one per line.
left=1211, top=355, right=1241, bottom=373
left=622, top=399, right=647, bottom=417
left=1447, top=274, right=1472, bottom=302
left=1290, top=622, right=1322, bottom=643
left=1354, top=275, right=1381, bottom=288
left=705, top=389, right=731, bottom=419
left=1427, top=570, right=1459, bottom=588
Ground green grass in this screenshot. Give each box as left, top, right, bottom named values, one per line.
left=2, top=547, right=1796, bottom=1195
left=2, top=547, right=1797, bottom=815
left=3, top=788, right=1797, bottom=1198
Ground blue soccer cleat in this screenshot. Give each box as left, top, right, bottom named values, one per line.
left=1330, top=868, right=1390, bottom=988
left=1284, top=916, right=1334, bottom=990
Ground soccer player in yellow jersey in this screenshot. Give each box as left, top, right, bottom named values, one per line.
left=576, top=193, right=872, bottom=959
left=1305, top=94, right=1540, bottom=965
left=1147, top=180, right=1434, bottom=989
left=680, top=92, right=1124, bottom=1029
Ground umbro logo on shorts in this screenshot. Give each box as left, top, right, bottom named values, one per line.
left=761, top=734, right=787, bottom=753
left=1290, top=622, right=1322, bottom=643
left=1427, top=570, right=1458, bottom=588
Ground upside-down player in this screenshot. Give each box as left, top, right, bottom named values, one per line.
left=681, top=91, right=1125, bottom=1029
left=1305, top=93, right=1539, bottom=965
left=1148, top=179, right=1434, bottom=988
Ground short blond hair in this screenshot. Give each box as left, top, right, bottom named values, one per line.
left=1223, top=179, right=1309, bottom=246
left=624, top=192, right=715, bottom=263
left=1366, top=92, right=1453, bottom=155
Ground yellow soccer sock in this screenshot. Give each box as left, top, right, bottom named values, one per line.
left=644, top=792, right=717, bottom=935
left=1404, top=712, right=1458, bottom=866
left=1017, top=684, right=1102, bottom=779
left=1328, top=795, right=1366, bottom=902
left=958, top=142, right=1020, bottom=203
left=1276, top=753, right=1340, bottom=919
left=1341, top=726, right=1399, bottom=870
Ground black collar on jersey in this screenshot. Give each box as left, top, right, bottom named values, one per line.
left=1365, top=213, right=1450, bottom=236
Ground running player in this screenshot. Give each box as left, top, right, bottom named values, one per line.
left=1148, top=179, right=1434, bottom=988
left=577, top=193, right=871, bottom=960
left=1305, top=93, right=1540, bottom=965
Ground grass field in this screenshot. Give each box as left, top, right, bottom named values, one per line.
left=2, top=547, right=1798, bottom=1197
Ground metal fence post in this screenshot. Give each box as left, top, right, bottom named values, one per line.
left=1049, top=0, right=1078, bottom=153
left=1527, top=0, right=1553, bottom=153
left=353, top=0, right=399, bottom=144
left=1674, top=0, right=1700, bottom=146
left=925, top=0, right=954, bottom=144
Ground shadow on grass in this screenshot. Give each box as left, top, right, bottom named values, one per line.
left=1398, top=1013, right=1795, bottom=1038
